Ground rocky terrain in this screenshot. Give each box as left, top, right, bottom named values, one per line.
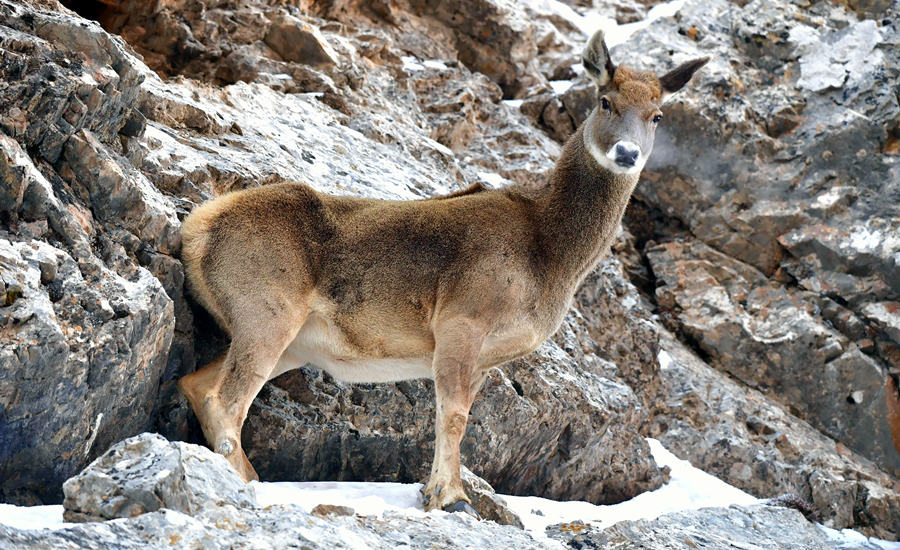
left=0, top=0, right=898, bottom=545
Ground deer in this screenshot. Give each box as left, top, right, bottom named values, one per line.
left=177, top=29, right=707, bottom=516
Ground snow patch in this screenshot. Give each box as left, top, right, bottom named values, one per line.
left=477, top=171, right=511, bottom=188
left=658, top=349, right=674, bottom=371
left=549, top=80, right=574, bottom=95
left=3, top=438, right=900, bottom=550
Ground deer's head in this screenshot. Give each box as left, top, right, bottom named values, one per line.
left=581, top=30, right=708, bottom=175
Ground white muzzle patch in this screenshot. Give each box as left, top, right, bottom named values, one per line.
left=584, top=120, right=646, bottom=176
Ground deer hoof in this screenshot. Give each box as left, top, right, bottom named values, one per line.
left=443, top=500, right=480, bottom=519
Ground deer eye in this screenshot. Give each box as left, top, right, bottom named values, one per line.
left=600, top=97, right=611, bottom=112
left=652, top=114, right=663, bottom=124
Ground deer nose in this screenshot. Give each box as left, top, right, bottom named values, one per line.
left=614, top=143, right=639, bottom=167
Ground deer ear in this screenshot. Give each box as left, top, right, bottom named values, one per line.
left=582, top=30, right=616, bottom=88
left=659, top=57, right=709, bottom=100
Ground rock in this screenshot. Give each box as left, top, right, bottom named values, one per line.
left=648, top=329, right=900, bottom=539
left=411, top=0, right=546, bottom=98
left=2, top=502, right=550, bottom=550
left=0, top=0, right=182, bottom=505
left=646, top=238, right=900, bottom=477
left=606, top=0, right=900, bottom=479
left=264, top=15, right=339, bottom=67
left=0, top=233, right=173, bottom=505
left=311, top=503, right=355, bottom=517
left=62, top=433, right=256, bottom=522
left=547, top=504, right=843, bottom=549
left=459, top=465, right=524, bottom=528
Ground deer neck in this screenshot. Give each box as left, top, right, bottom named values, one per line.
left=536, top=118, right=640, bottom=287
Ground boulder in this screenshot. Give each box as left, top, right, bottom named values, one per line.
left=0, top=0, right=181, bottom=504
left=62, top=433, right=256, bottom=522
left=459, top=465, right=524, bottom=528
left=264, top=14, right=339, bottom=67
left=0, top=233, right=173, bottom=505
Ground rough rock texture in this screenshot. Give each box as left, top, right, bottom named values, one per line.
left=0, top=434, right=542, bottom=549
left=647, top=238, right=899, bottom=474
left=62, top=433, right=255, bottom=522
left=2, top=0, right=899, bottom=541
left=547, top=504, right=843, bottom=549
left=243, top=268, right=668, bottom=505
left=623, top=0, right=900, bottom=478
left=0, top=0, right=180, bottom=505
left=1, top=505, right=550, bottom=550
left=459, top=465, right=524, bottom=528
left=648, top=329, right=900, bottom=539
left=526, top=0, right=900, bottom=483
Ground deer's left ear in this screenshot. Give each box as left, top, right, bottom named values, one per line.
left=583, top=30, right=616, bottom=88
left=659, top=57, right=709, bottom=101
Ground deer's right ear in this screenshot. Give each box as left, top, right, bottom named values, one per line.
left=582, top=30, right=616, bottom=88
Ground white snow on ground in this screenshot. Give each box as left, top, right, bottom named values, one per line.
left=503, top=438, right=758, bottom=540
left=0, top=504, right=69, bottom=531
left=3, top=436, right=899, bottom=549
left=253, top=480, right=427, bottom=518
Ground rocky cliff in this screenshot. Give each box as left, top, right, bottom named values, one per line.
left=0, top=0, right=898, bottom=542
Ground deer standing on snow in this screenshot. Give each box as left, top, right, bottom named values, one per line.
left=178, top=29, right=707, bottom=515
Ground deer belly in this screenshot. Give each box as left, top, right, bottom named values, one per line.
left=271, top=315, right=434, bottom=383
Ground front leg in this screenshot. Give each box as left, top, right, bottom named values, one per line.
left=423, top=317, right=487, bottom=513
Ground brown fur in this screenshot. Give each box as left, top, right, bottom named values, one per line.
left=177, top=30, right=708, bottom=512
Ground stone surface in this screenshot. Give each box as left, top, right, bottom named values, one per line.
left=0, top=234, right=173, bottom=505
left=459, top=465, right=524, bottom=528
left=592, top=0, right=900, bottom=482
left=2, top=503, right=550, bottom=550
left=62, top=433, right=256, bottom=522
left=645, top=238, right=900, bottom=476
left=648, top=329, right=900, bottom=539
left=0, top=0, right=181, bottom=505
left=547, top=504, right=842, bottom=549
left=1, top=0, right=899, bottom=541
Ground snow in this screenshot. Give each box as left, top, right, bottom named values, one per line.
left=0, top=504, right=69, bottom=531
left=503, top=438, right=758, bottom=539
left=401, top=56, right=450, bottom=72
left=4, top=438, right=898, bottom=548
left=476, top=171, right=511, bottom=188
left=521, top=0, right=688, bottom=47
left=549, top=80, right=574, bottom=95
left=253, top=481, right=428, bottom=519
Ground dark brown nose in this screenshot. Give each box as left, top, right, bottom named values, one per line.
left=615, top=144, right=638, bottom=167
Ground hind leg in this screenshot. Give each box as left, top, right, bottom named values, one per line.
left=178, top=304, right=307, bottom=481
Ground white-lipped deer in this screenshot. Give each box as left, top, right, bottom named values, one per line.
left=177, top=29, right=707, bottom=515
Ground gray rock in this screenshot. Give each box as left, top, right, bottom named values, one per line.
left=1, top=503, right=551, bottom=550
left=0, top=234, right=174, bottom=505
left=648, top=328, right=900, bottom=539
left=548, top=504, right=842, bottom=549
left=459, top=465, right=524, bottom=528
left=62, top=433, right=256, bottom=522
left=0, top=0, right=179, bottom=505
left=646, top=237, right=900, bottom=477
left=412, top=0, right=546, bottom=97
